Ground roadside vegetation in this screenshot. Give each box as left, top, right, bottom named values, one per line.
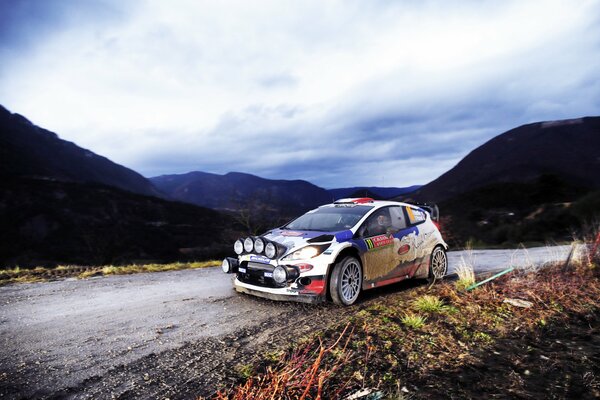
left=207, top=233, right=600, bottom=399
left=0, top=260, right=220, bottom=284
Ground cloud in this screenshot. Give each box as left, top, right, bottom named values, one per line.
left=1, top=0, right=599, bottom=188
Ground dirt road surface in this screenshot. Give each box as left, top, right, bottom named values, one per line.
left=0, top=245, right=571, bottom=399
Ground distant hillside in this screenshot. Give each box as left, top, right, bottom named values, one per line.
left=414, top=117, right=600, bottom=202
left=0, top=177, right=239, bottom=267
left=329, top=185, right=421, bottom=200
left=0, top=106, right=241, bottom=267
left=151, top=171, right=333, bottom=215
left=0, top=105, right=162, bottom=197
left=436, top=174, right=597, bottom=247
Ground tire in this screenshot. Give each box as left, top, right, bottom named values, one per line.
left=329, top=256, right=362, bottom=305
left=428, top=245, right=448, bottom=283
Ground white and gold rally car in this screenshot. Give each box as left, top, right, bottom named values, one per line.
left=222, top=198, right=448, bottom=305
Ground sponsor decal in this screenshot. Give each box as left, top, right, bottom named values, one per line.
left=406, top=206, right=416, bottom=223
left=238, top=267, right=247, bottom=273
left=281, top=231, right=304, bottom=237
left=264, top=272, right=273, bottom=278
left=364, top=234, right=394, bottom=250
left=397, top=244, right=410, bottom=255
left=250, top=255, right=271, bottom=264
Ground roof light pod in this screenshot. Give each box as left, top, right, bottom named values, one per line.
left=333, top=197, right=374, bottom=204
left=351, top=197, right=374, bottom=204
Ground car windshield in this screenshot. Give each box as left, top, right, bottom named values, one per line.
left=283, top=205, right=373, bottom=232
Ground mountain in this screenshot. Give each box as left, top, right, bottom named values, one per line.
left=413, top=117, right=600, bottom=202
left=0, top=105, right=240, bottom=267
left=402, top=116, right=600, bottom=247
left=0, top=105, right=162, bottom=197
left=435, top=175, right=595, bottom=247
left=150, top=171, right=333, bottom=214
left=328, top=185, right=421, bottom=200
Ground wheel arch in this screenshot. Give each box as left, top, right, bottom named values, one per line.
left=325, top=245, right=362, bottom=301
left=428, top=243, right=448, bottom=282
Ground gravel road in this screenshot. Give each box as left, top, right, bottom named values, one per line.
left=0, top=245, right=572, bottom=399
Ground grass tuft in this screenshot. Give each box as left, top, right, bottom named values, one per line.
left=455, top=260, right=475, bottom=291
left=412, top=295, right=446, bottom=313
left=400, top=313, right=427, bottom=329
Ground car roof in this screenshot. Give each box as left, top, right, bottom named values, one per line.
left=328, top=198, right=420, bottom=209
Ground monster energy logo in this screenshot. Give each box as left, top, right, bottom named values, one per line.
left=365, top=235, right=394, bottom=251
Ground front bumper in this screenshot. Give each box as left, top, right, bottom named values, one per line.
left=234, top=278, right=325, bottom=304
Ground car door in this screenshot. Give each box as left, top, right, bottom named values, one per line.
left=356, top=207, right=401, bottom=287
left=391, top=206, right=424, bottom=277
left=358, top=205, right=428, bottom=287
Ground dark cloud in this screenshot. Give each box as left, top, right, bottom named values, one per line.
left=1, top=1, right=599, bottom=188
left=0, top=0, right=127, bottom=53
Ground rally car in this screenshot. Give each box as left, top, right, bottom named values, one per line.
left=221, top=198, right=448, bottom=305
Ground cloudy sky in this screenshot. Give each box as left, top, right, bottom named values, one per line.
left=1, top=0, right=599, bottom=188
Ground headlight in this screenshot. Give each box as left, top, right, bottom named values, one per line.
left=282, top=245, right=329, bottom=261
left=221, top=257, right=238, bottom=273
left=244, top=237, right=254, bottom=253
left=221, top=258, right=231, bottom=273
left=265, top=242, right=277, bottom=258
left=234, top=240, right=244, bottom=255
left=272, top=266, right=287, bottom=284
left=254, top=238, right=265, bottom=254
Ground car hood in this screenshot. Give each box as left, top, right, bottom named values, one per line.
left=263, top=229, right=340, bottom=254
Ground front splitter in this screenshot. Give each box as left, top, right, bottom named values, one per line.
left=234, top=283, right=324, bottom=304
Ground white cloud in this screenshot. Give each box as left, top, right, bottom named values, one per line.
left=1, top=0, right=599, bottom=187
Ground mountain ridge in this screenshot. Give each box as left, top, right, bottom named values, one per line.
left=412, top=116, right=600, bottom=202
left=0, top=105, right=163, bottom=198
left=150, top=170, right=334, bottom=213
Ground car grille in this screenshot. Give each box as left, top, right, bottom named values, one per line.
left=237, top=261, right=286, bottom=288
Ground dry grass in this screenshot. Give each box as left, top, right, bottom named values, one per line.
left=454, top=259, right=475, bottom=291
left=0, top=260, right=220, bottom=284
left=212, top=324, right=357, bottom=400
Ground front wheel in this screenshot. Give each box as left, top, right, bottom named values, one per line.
left=329, top=256, right=362, bottom=305
left=428, top=245, right=448, bottom=283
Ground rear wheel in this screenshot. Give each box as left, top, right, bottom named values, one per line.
left=329, top=256, right=362, bottom=305
left=428, top=245, right=448, bottom=283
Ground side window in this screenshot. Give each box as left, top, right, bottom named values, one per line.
left=389, top=206, right=408, bottom=230
left=359, top=208, right=392, bottom=237
left=405, top=207, right=426, bottom=225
